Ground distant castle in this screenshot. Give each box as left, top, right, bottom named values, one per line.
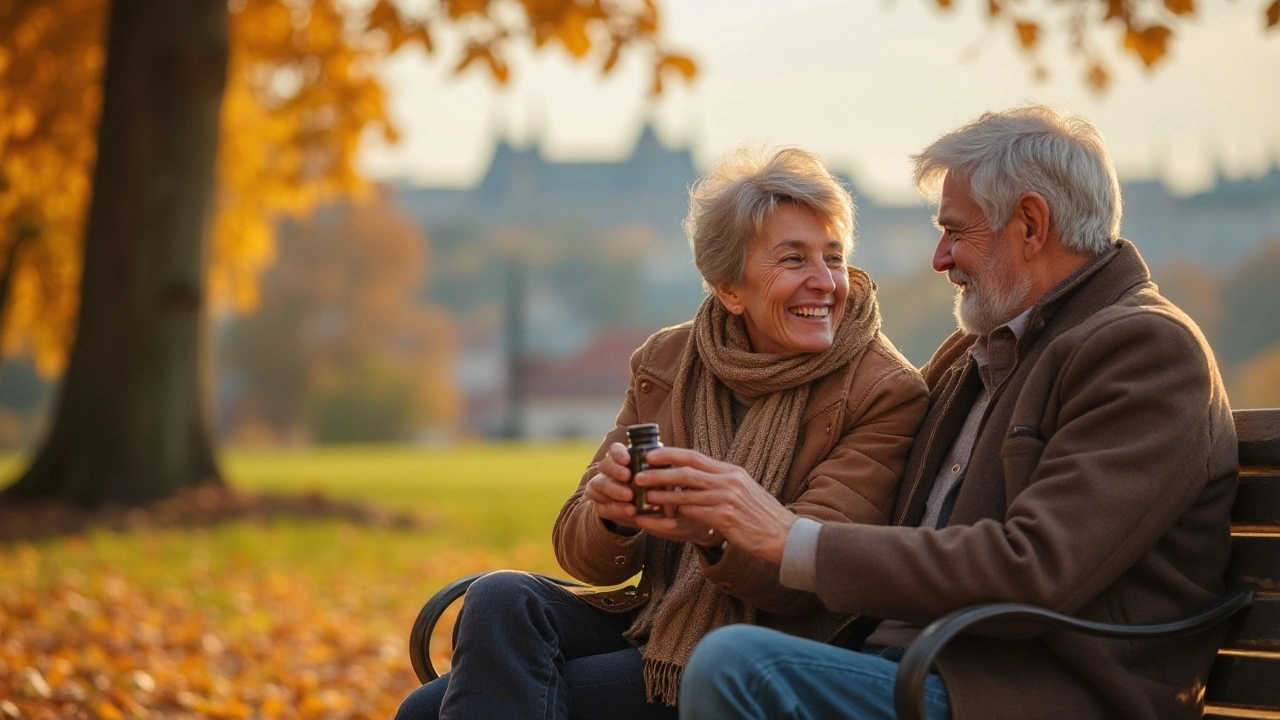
left=398, top=125, right=699, bottom=259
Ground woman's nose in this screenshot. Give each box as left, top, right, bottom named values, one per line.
left=807, top=264, right=837, bottom=292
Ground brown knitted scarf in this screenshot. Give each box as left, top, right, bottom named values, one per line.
left=623, top=266, right=881, bottom=705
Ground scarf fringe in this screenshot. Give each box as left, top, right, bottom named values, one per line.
left=643, top=658, right=685, bottom=707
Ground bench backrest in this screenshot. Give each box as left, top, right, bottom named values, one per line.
left=1205, top=408, right=1280, bottom=718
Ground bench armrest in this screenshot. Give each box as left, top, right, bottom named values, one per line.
left=408, top=571, right=588, bottom=683
left=892, top=587, right=1256, bottom=720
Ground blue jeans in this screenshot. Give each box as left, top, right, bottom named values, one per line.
left=678, top=625, right=951, bottom=720
left=394, top=571, right=678, bottom=720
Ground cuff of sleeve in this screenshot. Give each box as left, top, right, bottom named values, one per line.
left=779, top=517, right=821, bottom=592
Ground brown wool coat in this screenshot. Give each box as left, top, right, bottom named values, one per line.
left=552, top=322, right=929, bottom=642
left=814, top=241, right=1238, bottom=720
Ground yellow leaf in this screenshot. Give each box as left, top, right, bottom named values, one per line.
left=487, top=49, right=510, bottom=83
left=655, top=53, right=697, bottom=81
left=93, top=700, right=124, bottom=720
left=1163, top=0, right=1195, bottom=16
left=558, top=7, right=591, bottom=58
left=1122, top=24, right=1172, bottom=67
left=637, top=0, right=658, bottom=33
left=444, top=0, right=489, bottom=20
left=1086, top=62, right=1110, bottom=93
left=533, top=20, right=554, bottom=48
left=1014, top=20, right=1039, bottom=50
left=452, top=42, right=489, bottom=75
left=601, top=36, right=624, bottom=74
left=260, top=695, right=286, bottom=719
left=366, top=0, right=401, bottom=34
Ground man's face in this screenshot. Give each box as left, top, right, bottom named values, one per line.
left=932, top=174, right=1034, bottom=336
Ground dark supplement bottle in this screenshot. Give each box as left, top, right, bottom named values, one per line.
left=626, top=423, right=665, bottom=515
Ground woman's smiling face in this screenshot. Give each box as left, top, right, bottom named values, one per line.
left=715, top=202, right=849, bottom=355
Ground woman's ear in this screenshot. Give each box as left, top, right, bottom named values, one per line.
left=713, top=282, right=745, bottom=315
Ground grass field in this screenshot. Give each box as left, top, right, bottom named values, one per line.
left=0, top=441, right=600, bottom=720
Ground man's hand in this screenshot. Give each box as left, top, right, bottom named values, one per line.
left=634, top=447, right=796, bottom=564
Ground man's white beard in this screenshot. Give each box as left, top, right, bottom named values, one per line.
left=950, top=254, right=1034, bottom=337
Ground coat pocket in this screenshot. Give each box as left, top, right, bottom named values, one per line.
left=1001, top=432, right=1046, bottom=493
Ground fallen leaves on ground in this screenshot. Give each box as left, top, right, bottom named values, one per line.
left=0, top=517, right=559, bottom=719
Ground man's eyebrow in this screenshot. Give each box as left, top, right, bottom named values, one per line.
left=934, top=213, right=959, bottom=230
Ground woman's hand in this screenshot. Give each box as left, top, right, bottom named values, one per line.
left=583, top=442, right=644, bottom=531
left=633, top=447, right=797, bottom=564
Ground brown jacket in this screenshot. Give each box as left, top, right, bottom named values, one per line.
left=812, top=241, right=1238, bottom=719
left=552, top=321, right=929, bottom=641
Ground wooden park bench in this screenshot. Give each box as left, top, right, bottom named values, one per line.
left=408, top=408, right=1280, bottom=719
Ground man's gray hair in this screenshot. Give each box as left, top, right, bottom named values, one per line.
left=912, top=104, right=1121, bottom=255
left=685, top=146, right=854, bottom=291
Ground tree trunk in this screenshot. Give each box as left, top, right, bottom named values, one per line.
left=2, top=0, right=227, bottom=505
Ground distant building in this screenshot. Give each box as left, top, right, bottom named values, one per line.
left=400, top=126, right=697, bottom=240
left=521, top=326, right=659, bottom=441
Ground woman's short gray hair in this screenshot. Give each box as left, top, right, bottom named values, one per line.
left=911, top=104, right=1121, bottom=255
left=684, top=146, right=854, bottom=290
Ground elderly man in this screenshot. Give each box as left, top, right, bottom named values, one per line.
left=635, top=105, right=1237, bottom=720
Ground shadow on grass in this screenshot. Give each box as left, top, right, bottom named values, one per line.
left=0, top=484, right=428, bottom=544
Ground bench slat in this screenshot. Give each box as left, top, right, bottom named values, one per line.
left=1205, top=653, right=1280, bottom=710
left=1227, top=536, right=1280, bottom=592
left=1233, top=474, right=1280, bottom=529
left=1236, top=408, right=1280, bottom=472
left=1205, top=707, right=1280, bottom=720
left=1223, top=593, right=1280, bottom=652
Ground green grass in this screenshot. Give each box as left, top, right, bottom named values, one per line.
left=224, top=440, right=598, bottom=548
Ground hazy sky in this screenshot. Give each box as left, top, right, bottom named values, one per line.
left=358, top=0, right=1280, bottom=204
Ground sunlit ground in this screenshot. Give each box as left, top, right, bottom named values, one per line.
left=0, top=441, right=597, bottom=720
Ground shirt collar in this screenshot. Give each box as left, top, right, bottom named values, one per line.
left=969, top=305, right=1034, bottom=389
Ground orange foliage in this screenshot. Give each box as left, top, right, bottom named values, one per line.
left=0, top=0, right=695, bottom=375
left=0, top=0, right=102, bottom=376
left=222, top=190, right=460, bottom=442
left=0, top=538, right=509, bottom=720
left=933, top=0, right=1278, bottom=93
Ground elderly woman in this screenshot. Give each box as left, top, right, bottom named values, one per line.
left=394, top=147, right=928, bottom=720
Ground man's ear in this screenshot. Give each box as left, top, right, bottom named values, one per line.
left=713, top=281, right=745, bottom=315
left=1016, top=192, right=1052, bottom=260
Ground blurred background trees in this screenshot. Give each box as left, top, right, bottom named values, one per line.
left=220, top=190, right=459, bottom=445
left=0, top=0, right=692, bottom=505
left=929, top=0, right=1279, bottom=92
